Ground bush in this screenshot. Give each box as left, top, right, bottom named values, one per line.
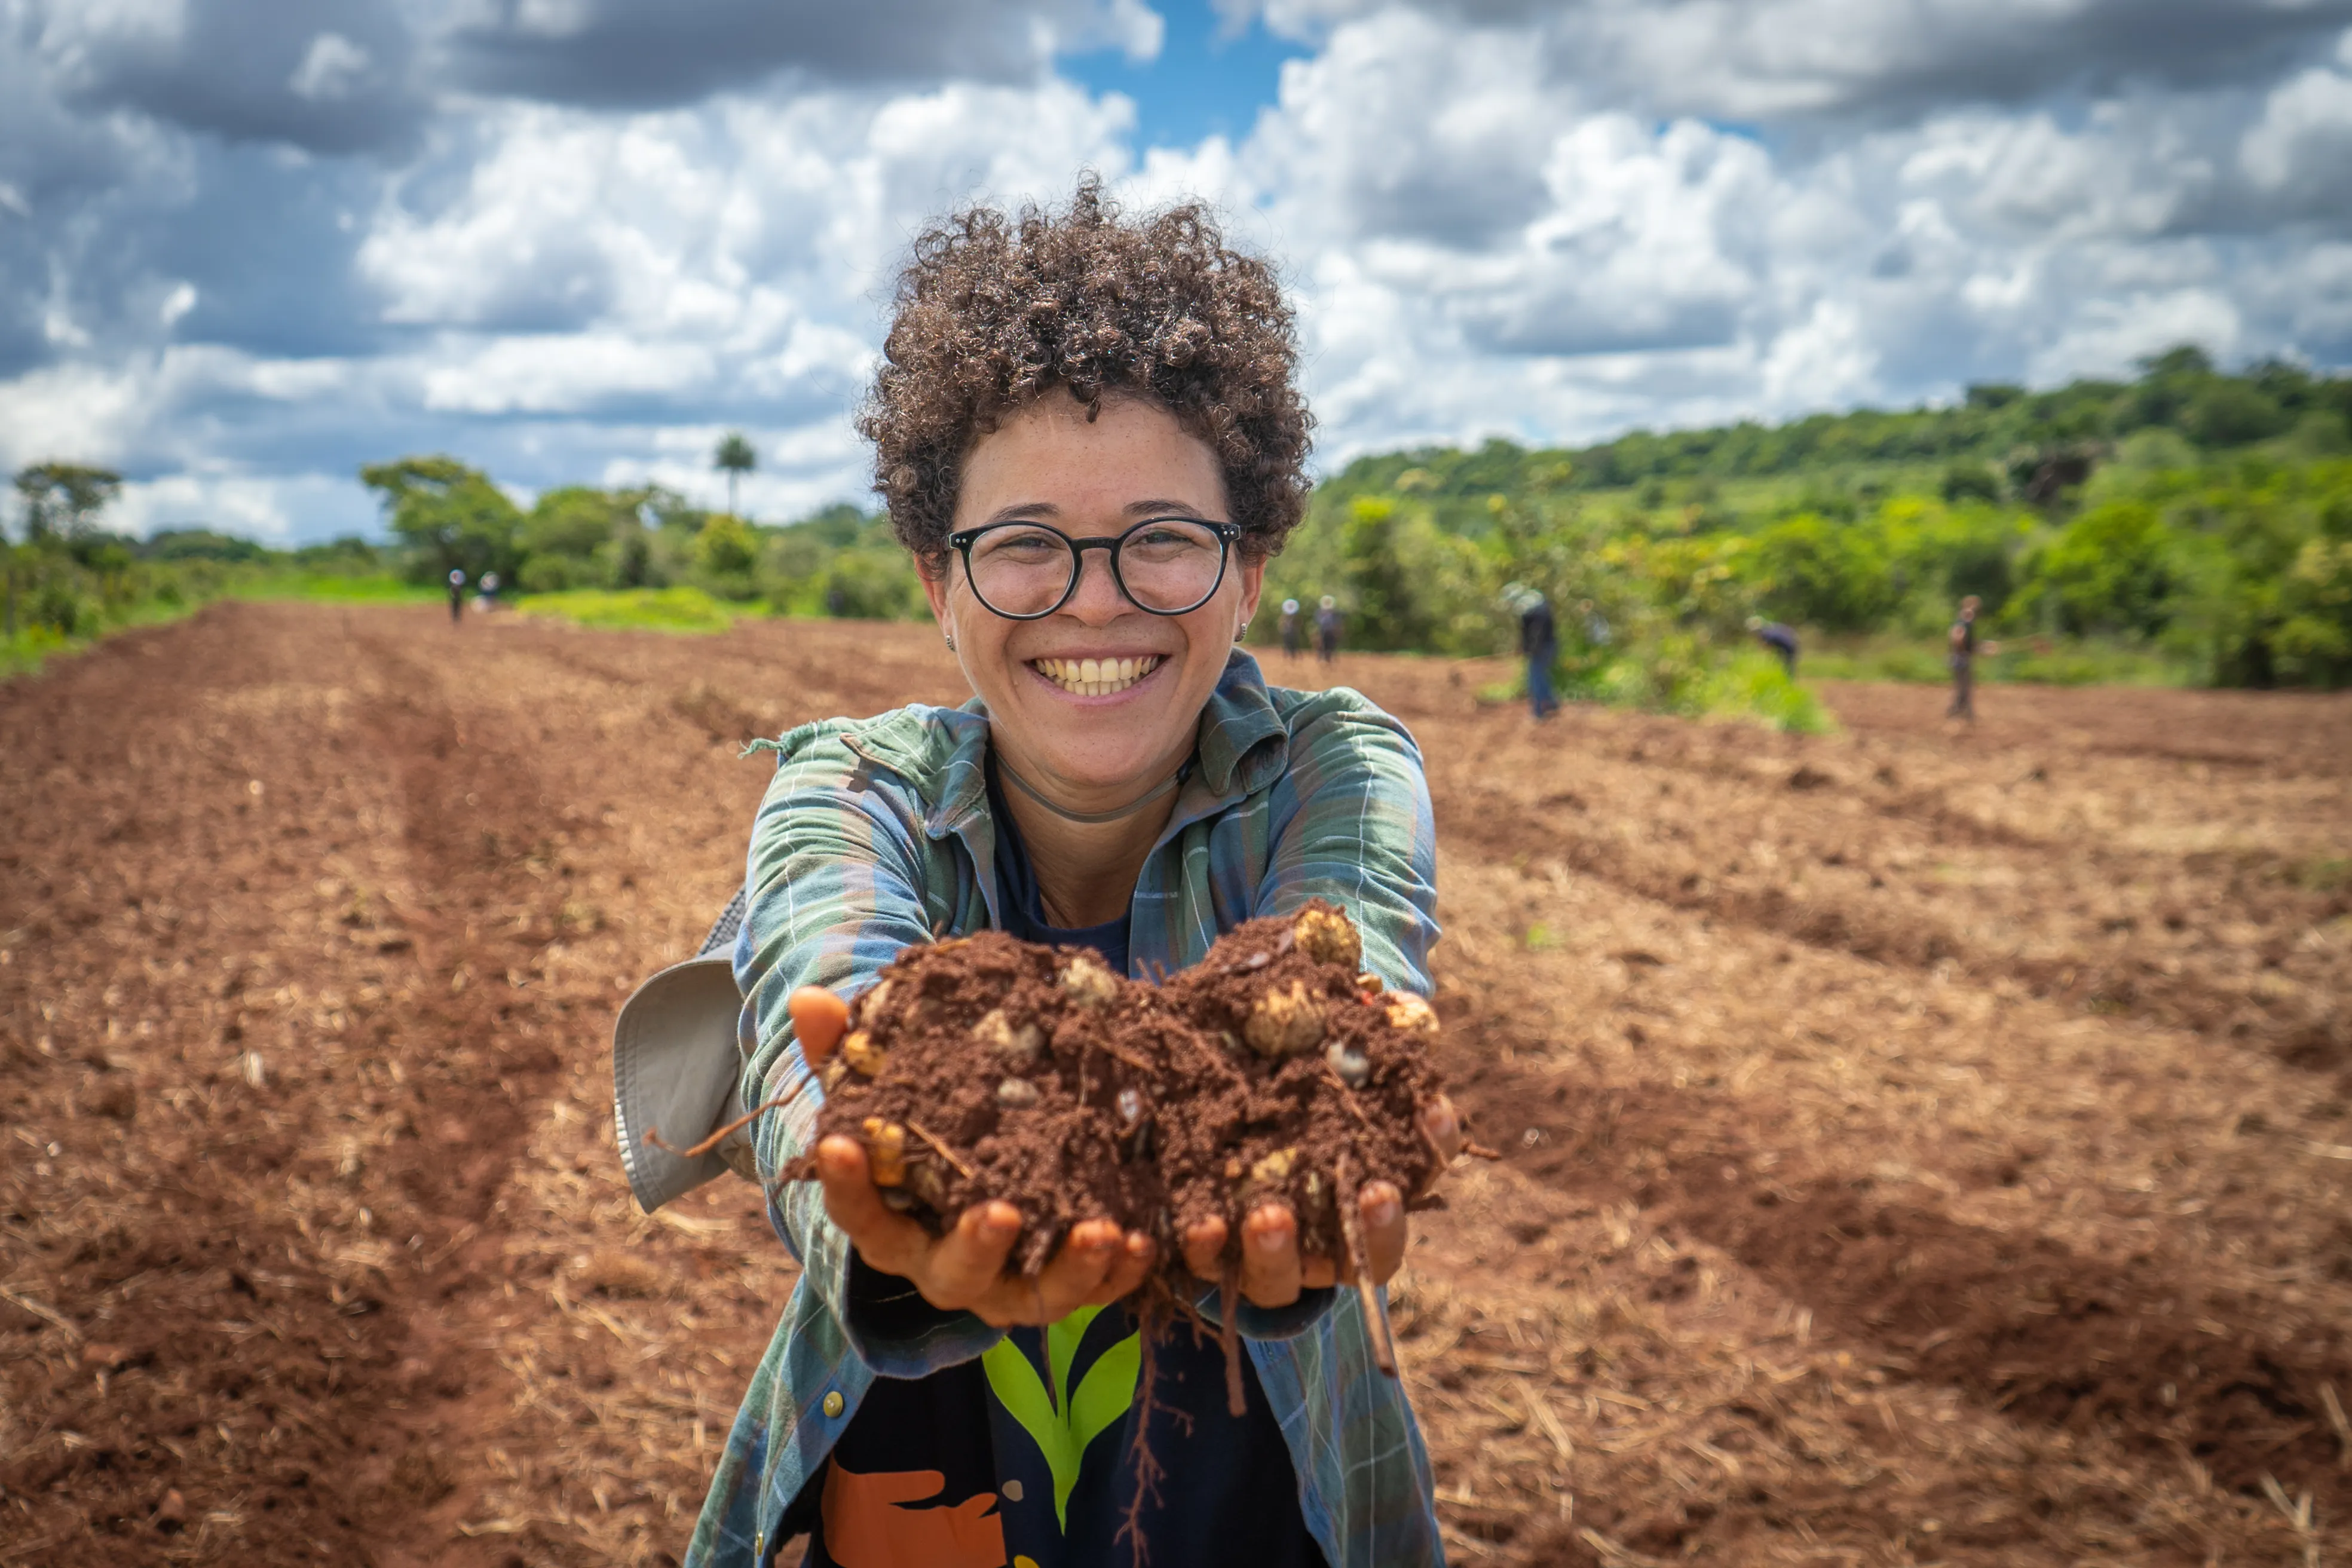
left=1695, top=649, right=1836, bottom=733
left=516, top=587, right=740, bottom=633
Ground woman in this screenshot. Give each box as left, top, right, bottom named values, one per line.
left=689, top=182, right=1456, bottom=1568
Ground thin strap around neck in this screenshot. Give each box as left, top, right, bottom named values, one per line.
left=992, top=751, right=1189, bottom=826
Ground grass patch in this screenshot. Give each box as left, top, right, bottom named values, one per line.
left=1802, top=632, right=2195, bottom=688
left=514, top=586, right=745, bottom=633
left=1693, top=650, right=1837, bottom=734
left=236, top=572, right=439, bottom=605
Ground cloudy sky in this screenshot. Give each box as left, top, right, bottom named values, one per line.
left=5, top=0, right=2352, bottom=543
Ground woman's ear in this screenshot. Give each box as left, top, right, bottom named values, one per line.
left=918, top=553, right=955, bottom=644
left=1236, top=554, right=1268, bottom=632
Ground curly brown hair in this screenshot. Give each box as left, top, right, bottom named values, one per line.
left=858, top=176, right=1312, bottom=568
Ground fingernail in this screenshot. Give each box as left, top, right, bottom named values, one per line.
left=1367, top=1194, right=1401, bottom=1226
left=1252, top=1227, right=1284, bottom=1252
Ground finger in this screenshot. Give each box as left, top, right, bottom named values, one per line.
left=1420, top=1094, right=1463, bottom=1165
left=924, top=1200, right=1024, bottom=1309
left=1019, top=1218, right=1125, bottom=1321
left=1182, top=1216, right=1229, bottom=1282
left=1239, top=1203, right=1302, bottom=1309
left=814, top=1135, right=933, bottom=1275
left=789, top=985, right=852, bottom=1066
left=1360, top=1181, right=1407, bottom=1285
left=1089, top=1230, right=1157, bottom=1305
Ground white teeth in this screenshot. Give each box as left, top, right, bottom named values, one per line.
left=1034, top=654, right=1159, bottom=695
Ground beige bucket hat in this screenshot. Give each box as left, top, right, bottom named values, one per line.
left=611, top=892, right=757, bottom=1214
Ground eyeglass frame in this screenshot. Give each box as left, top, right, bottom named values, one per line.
left=942, top=516, right=1247, bottom=621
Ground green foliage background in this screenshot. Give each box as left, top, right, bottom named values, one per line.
left=11, top=348, right=2350, bottom=714
left=1254, top=348, right=2352, bottom=703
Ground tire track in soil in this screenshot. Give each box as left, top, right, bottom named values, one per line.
left=1434, top=781, right=2352, bottom=1074
left=1, top=606, right=424, bottom=1565
left=0, top=605, right=605, bottom=1566
left=330, top=623, right=610, bottom=1566
left=1437, top=1010, right=2352, bottom=1512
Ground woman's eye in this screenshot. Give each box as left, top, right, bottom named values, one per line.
left=989, top=533, right=1061, bottom=559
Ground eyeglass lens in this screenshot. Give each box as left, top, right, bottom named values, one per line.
left=965, top=520, right=1226, bottom=617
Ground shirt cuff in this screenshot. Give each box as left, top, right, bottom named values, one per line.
left=1189, top=1278, right=1339, bottom=1342
left=841, top=1251, right=1002, bottom=1376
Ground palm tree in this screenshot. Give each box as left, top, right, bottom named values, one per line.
left=713, top=431, right=756, bottom=519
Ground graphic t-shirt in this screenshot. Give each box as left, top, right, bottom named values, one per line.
left=777, top=767, right=1326, bottom=1568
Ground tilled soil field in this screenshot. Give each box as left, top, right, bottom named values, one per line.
left=4, top=601, right=2348, bottom=1567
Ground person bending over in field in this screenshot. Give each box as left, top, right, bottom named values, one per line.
left=681, top=180, right=1458, bottom=1568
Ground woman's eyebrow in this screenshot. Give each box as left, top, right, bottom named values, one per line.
left=981, top=498, right=1209, bottom=525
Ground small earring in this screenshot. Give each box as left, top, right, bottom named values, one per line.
left=944, top=630, right=957, bottom=652
left=1236, top=621, right=1250, bottom=641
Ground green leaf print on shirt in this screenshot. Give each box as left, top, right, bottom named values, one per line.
left=981, top=1304, right=1143, bottom=1530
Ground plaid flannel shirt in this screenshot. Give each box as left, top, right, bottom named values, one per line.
left=684, top=650, right=1447, bottom=1567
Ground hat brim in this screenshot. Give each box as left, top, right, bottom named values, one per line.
left=612, top=955, right=749, bottom=1214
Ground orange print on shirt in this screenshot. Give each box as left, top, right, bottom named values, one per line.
left=819, top=1464, right=1008, bottom=1568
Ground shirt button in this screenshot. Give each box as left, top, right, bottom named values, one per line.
left=822, top=1391, right=845, bottom=1418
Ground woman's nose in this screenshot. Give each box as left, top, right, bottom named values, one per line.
left=1062, top=546, right=1128, bottom=621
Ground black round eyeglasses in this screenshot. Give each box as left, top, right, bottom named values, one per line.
left=944, top=516, right=1244, bottom=621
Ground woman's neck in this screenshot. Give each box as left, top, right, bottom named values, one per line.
left=993, top=740, right=1186, bottom=929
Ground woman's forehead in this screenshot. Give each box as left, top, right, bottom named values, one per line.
left=958, top=394, right=1226, bottom=522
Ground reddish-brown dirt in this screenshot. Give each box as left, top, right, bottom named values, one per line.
left=3, top=603, right=2348, bottom=1566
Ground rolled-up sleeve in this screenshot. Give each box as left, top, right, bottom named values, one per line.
left=734, top=724, right=1000, bottom=1376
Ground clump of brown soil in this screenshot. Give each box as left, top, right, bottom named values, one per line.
left=795, top=901, right=1450, bottom=1297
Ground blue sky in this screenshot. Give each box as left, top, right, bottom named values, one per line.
left=4, top=0, right=2351, bottom=543
left=1062, top=0, right=1312, bottom=149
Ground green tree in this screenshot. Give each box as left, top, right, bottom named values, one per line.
left=2183, top=381, right=2291, bottom=447
left=693, top=513, right=761, bottom=595
left=713, top=431, right=757, bottom=519
left=520, top=485, right=651, bottom=590
left=1750, top=513, right=1892, bottom=630
left=359, top=456, right=523, bottom=585
left=2017, top=500, right=2175, bottom=635
left=13, top=463, right=122, bottom=541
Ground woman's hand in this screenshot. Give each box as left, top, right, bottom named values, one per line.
left=787, top=985, right=1459, bottom=1320
left=791, top=987, right=1157, bottom=1328
left=1179, top=1095, right=1460, bottom=1308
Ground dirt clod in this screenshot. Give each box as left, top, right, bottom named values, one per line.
left=796, top=902, right=1448, bottom=1276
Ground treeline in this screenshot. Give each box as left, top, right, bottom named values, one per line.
left=11, top=347, right=2349, bottom=694
left=356, top=457, right=924, bottom=620
left=1259, top=347, right=2352, bottom=690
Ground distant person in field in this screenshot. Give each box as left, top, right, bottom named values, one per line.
left=1746, top=615, right=1799, bottom=676
left=477, top=571, right=501, bottom=612
left=1278, top=596, right=1302, bottom=660
left=614, top=179, right=1461, bottom=1568
left=447, top=568, right=466, bottom=625
left=1509, top=584, right=1559, bottom=719
left=1947, top=595, right=1998, bottom=721
left=1315, top=593, right=1341, bottom=662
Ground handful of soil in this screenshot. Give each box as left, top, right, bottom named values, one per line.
left=786, top=900, right=1457, bottom=1375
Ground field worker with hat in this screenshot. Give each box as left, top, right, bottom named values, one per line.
left=1315, top=594, right=1341, bottom=663
left=615, top=179, right=1460, bottom=1568
left=1279, top=596, right=1303, bottom=660
left=447, top=568, right=466, bottom=625
left=1506, top=584, right=1558, bottom=719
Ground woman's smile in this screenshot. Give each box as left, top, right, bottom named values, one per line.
left=923, top=392, right=1264, bottom=803
left=1027, top=654, right=1166, bottom=698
